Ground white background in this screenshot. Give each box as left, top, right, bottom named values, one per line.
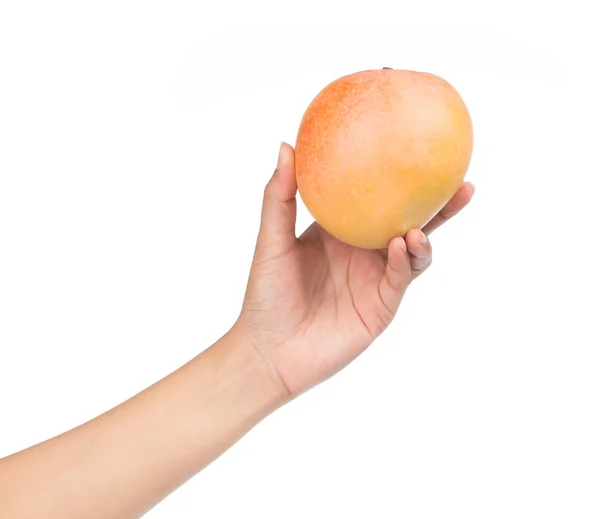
left=1, top=2, right=599, bottom=518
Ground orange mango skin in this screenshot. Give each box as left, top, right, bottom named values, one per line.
left=295, top=69, right=473, bottom=249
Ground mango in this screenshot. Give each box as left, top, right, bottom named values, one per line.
left=295, top=68, right=473, bottom=249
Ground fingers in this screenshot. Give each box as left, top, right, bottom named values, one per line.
left=422, top=182, right=475, bottom=236
left=377, top=183, right=473, bottom=315
left=401, top=182, right=473, bottom=278
left=378, top=237, right=412, bottom=316
left=405, top=228, right=432, bottom=279
left=258, top=142, right=298, bottom=254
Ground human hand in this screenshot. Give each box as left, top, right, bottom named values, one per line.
left=234, top=143, right=474, bottom=398
left=0, top=142, right=474, bottom=519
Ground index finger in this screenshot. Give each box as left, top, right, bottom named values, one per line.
left=422, top=182, right=475, bottom=236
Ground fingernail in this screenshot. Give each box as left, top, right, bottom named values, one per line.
left=420, top=230, right=427, bottom=244
left=397, top=237, right=407, bottom=252
left=277, top=142, right=288, bottom=170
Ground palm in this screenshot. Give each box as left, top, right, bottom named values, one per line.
left=236, top=143, right=474, bottom=396
left=240, top=222, right=388, bottom=393
left=297, top=223, right=389, bottom=342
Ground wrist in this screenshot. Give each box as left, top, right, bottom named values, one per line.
left=209, top=325, right=291, bottom=416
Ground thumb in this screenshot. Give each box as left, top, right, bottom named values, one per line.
left=257, top=142, right=298, bottom=255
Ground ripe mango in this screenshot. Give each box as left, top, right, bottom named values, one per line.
left=295, top=68, right=473, bottom=249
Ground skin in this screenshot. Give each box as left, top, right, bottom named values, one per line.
left=0, top=142, right=474, bottom=519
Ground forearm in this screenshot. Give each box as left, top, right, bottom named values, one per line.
left=0, top=328, right=286, bottom=519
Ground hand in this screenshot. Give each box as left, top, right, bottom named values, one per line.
left=234, top=143, right=474, bottom=398
left=0, top=142, right=474, bottom=519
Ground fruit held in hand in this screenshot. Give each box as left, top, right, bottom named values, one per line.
left=294, top=68, right=473, bottom=249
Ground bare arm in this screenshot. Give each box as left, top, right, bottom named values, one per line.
left=0, top=329, right=286, bottom=519
left=0, top=143, right=472, bottom=518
